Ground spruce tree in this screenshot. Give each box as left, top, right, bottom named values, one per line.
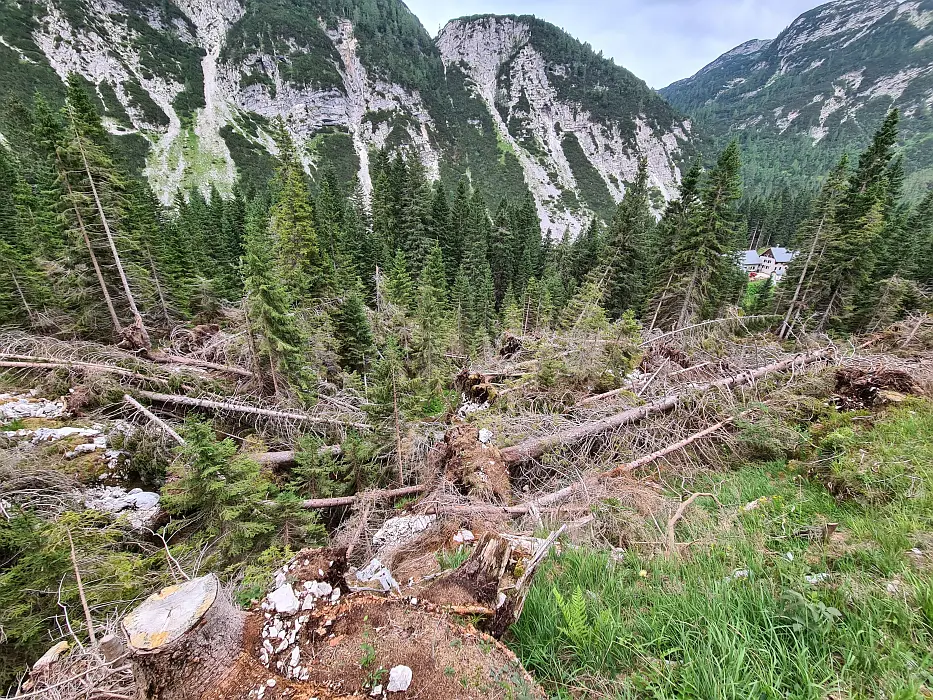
left=385, top=249, right=415, bottom=311
left=243, top=199, right=312, bottom=399
left=269, top=122, right=329, bottom=301
left=414, top=242, right=450, bottom=379
left=332, top=281, right=375, bottom=373
left=776, top=156, right=849, bottom=337
left=604, top=158, right=653, bottom=318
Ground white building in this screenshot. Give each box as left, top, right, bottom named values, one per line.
left=739, top=247, right=797, bottom=282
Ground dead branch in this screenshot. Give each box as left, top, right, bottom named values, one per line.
left=252, top=445, right=342, bottom=466
left=66, top=528, right=97, bottom=648
left=434, top=416, right=736, bottom=517
left=135, top=391, right=371, bottom=430
left=148, top=352, right=253, bottom=378
left=0, top=358, right=167, bottom=386
left=501, top=347, right=834, bottom=465
left=301, top=484, right=427, bottom=510
left=666, top=493, right=720, bottom=555
left=642, top=314, right=781, bottom=347
left=123, top=394, right=185, bottom=445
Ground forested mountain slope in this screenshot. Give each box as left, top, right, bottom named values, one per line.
left=662, top=0, right=933, bottom=197
left=0, top=0, right=693, bottom=236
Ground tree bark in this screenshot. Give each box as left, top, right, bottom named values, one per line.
left=135, top=390, right=370, bottom=430
left=300, top=484, right=427, bottom=510
left=75, top=136, right=150, bottom=349
left=123, top=394, right=185, bottom=445
left=501, top=348, right=833, bottom=465
left=60, top=168, right=123, bottom=334
left=779, top=214, right=824, bottom=339
left=123, top=574, right=245, bottom=700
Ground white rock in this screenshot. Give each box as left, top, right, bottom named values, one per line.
left=478, top=428, right=494, bottom=444
left=453, top=529, right=475, bottom=544
left=370, top=685, right=383, bottom=696
left=83, top=486, right=161, bottom=530
left=356, top=559, right=399, bottom=592
left=268, top=584, right=300, bottom=615
left=330, top=588, right=341, bottom=603
left=289, top=646, right=300, bottom=667
left=372, top=515, right=437, bottom=551
left=805, top=573, right=831, bottom=585
left=266, top=678, right=276, bottom=688
left=387, top=665, right=412, bottom=692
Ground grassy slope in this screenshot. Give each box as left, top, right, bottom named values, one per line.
left=510, top=400, right=933, bottom=698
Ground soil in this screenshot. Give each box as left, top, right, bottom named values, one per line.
left=211, top=596, right=542, bottom=700
left=833, top=367, right=917, bottom=410
left=438, top=425, right=511, bottom=503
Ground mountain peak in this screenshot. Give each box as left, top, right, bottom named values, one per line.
left=662, top=0, right=933, bottom=196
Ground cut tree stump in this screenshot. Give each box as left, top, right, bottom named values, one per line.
left=123, top=574, right=245, bottom=700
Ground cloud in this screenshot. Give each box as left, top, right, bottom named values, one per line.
left=403, top=0, right=820, bottom=87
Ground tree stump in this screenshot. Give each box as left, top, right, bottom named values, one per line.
left=122, top=574, right=246, bottom=700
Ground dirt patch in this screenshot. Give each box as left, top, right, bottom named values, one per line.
left=231, top=596, right=541, bottom=700
left=833, top=367, right=917, bottom=410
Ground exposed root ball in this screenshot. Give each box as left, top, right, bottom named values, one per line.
left=435, top=424, right=511, bottom=503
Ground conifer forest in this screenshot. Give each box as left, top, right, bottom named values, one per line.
left=2, top=11, right=933, bottom=700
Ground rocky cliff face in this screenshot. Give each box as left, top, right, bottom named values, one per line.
left=439, top=16, right=691, bottom=235
left=662, top=0, right=933, bottom=196
left=0, top=0, right=693, bottom=234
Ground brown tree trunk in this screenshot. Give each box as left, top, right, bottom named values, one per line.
left=75, top=136, right=151, bottom=350
left=501, top=348, right=834, bottom=465
left=123, top=575, right=245, bottom=700
left=61, top=169, right=123, bottom=335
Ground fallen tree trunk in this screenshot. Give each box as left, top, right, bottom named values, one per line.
left=123, top=394, right=185, bottom=445
left=301, top=484, right=427, bottom=510
left=432, top=416, right=737, bottom=518
left=252, top=445, right=342, bottom=466
left=0, top=357, right=168, bottom=385
left=501, top=347, right=834, bottom=465
left=148, top=352, right=254, bottom=378
left=135, top=390, right=371, bottom=430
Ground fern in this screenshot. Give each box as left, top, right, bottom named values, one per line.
left=553, top=586, right=590, bottom=649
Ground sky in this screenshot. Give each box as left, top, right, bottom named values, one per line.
left=403, top=0, right=823, bottom=88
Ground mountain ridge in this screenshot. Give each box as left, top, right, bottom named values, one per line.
left=0, top=0, right=694, bottom=237
left=661, top=0, right=933, bottom=196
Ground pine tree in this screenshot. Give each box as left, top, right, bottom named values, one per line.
left=604, top=158, right=654, bottom=318
left=269, top=122, right=329, bottom=301
left=908, top=191, right=933, bottom=287
left=243, top=199, right=312, bottom=399
left=816, top=111, right=901, bottom=331
left=647, top=160, right=702, bottom=330
left=661, top=142, right=742, bottom=328
left=163, top=419, right=277, bottom=560
left=445, top=177, right=471, bottom=282
left=413, top=242, right=450, bottom=379
left=385, top=249, right=414, bottom=310
left=332, top=281, right=375, bottom=373
left=776, top=156, right=849, bottom=337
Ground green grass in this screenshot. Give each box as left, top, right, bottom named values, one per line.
left=436, top=546, right=471, bottom=571
left=509, top=401, right=933, bottom=698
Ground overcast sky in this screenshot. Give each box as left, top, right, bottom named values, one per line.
left=404, top=0, right=823, bottom=88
